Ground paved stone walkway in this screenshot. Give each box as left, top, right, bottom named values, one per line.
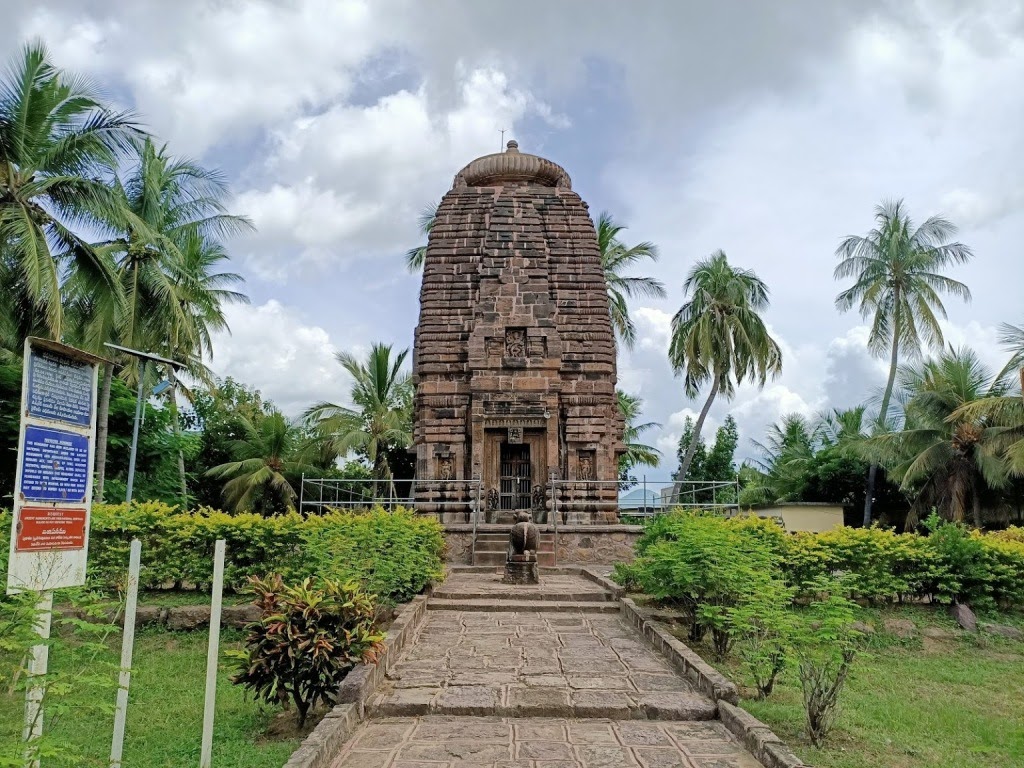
left=327, top=572, right=765, bottom=768
left=331, top=716, right=761, bottom=768
left=373, top=612, right=715, bottom=719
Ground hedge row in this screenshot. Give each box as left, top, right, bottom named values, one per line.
left=0, top=503, right=446, bottom=605
left=625, top=511, right=1024, bottom=608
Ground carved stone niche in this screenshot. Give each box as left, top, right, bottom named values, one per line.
left=577, top=450, right=596, bottom=481
left=508, top=426, right=524, bottom=444
left=437, top=455, right=454, bottom=481
left=505, top=328, right=526, bottom=358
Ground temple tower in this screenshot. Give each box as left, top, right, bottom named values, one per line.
left=412, top=141, right=623, bottom=524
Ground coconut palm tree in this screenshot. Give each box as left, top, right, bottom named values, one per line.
left=404, top=203, right=437, bottom=271
left=617, top=389, right=661, bottom=474
left=834, top=199, right=973, bottom=526
left=206, top=410, right=309, bottom=514
left=305, top=343, right=413, bottom=483
left=81, top=139, right=251, bottom=502
left=996, top=321, right=1024, bottom=390
left=0, top=41, right=139, bottom=339
left=874, top=347, right=1006, bottom=528
left=405, top=206, right=664, bottom=348
left=595, top=212, right=666, bottom=348
left=669, top=250, right=782, bottom=480
left=740, top=414, right=818, bottom=506
left=950, top=328, right=1024, bottom=484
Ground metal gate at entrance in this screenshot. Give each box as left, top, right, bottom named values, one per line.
left=499, top=443, right=531, bottom=510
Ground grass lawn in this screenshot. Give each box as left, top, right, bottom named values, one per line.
left=710, top=606, right=1024, bottom=768
left=0, top=627, right=301, bottom=768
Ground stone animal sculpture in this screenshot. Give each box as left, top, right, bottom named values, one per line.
left=503, top=510, right=540, bottom=585
left=508, top=511, right=538, bottom=558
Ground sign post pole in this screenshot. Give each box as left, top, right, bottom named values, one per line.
left=7, top=338, right=107, bottom=763
left=109, top=538, right=142, bottom=768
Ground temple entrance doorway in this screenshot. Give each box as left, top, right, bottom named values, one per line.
left=499, top=443, right=532, bottom=512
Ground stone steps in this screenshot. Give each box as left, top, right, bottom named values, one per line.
left=426, top=598, right=619, bottom=613
left=473, top=530, right=556, bottom=567
left=369, top=690, right=717, bottom=721
left=430, top=588, right=613, bottom=602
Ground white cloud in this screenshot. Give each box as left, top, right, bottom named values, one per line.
left=230, top=68, right=561, bottom=279
left=208, top=300, right=355, bottom=417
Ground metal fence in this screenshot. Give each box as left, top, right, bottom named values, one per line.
left=300, top=475, right=738, bottom=523
left=551, top=477, right=739, bottom=523
left=299, top=476, right=482, bottom=516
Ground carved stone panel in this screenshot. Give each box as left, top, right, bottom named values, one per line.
left=505, top=328, right=526, bottom=358
left=578, top=450, right=596, bottom=481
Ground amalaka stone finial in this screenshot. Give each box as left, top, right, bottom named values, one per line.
left=451, top=141, right=572, bottom=189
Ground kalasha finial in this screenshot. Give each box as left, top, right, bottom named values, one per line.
left=506, top=139, right=519, bottom=153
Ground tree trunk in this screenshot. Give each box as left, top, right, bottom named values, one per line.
left=93, top=363, right=114, bottom=503
left=863, top=300, right=901, bottom=527
left=678, top=378, right=721, bottom=483
left=972, top=487, right=983, bottom=530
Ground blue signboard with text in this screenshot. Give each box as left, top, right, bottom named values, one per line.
left=19, top=425, right=90, bottom=502
left=27, top=348, right=93, bottom=426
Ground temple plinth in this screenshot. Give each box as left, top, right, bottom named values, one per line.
left=412, top=140, right=623, bottom=524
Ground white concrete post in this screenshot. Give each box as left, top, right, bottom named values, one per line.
left=23, top=591, right=53, bottom=768
left=199, top=539, right=226, bottom=768
left=110, top=538, right=142, bottom=768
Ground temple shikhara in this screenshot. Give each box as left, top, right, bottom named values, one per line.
left=412, top=140, right=623, bottom=524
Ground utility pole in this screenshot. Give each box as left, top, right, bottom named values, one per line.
left=104, top=343, right=184, bottom=503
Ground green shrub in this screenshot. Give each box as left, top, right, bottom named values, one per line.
left=781, top=526, right=951, bottom=603
left=729, top=577, right=796, bottom=698
left=297, top=509, right=446, bottom=604
left=35, top=502, right=444, bottom=604
left=228, top=574, right=383, bottom=727
left=627, top=512, right=782, bottom=657
left=792, top=583, right=864, bottom=747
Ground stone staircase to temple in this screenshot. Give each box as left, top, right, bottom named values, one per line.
left=471, top=529, right=556, bottom=567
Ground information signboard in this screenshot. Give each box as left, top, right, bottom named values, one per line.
left=6, top=338, right=104, bottom=594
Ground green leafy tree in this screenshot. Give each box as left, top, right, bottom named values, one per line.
left=834, top=199, right=973, bottom=526
left=206, top=410, right=310, bottom=514
left=0, top=41, right=138, bottom=342
left=305, top=343, right=413, bottom=483
left=874, top=347, right=1007, bottom=528
left=669, top=250, right=782, bottom=481
left=673, top=417, right=708, bottom=482
left=704, top=415, right=739, bottom=481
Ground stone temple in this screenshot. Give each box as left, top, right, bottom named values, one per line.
left=412, top=140, right=623, bottom=525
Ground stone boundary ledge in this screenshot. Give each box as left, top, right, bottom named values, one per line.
left=579, top=567, right=626, bottom=598
left=620, top=598, right=739, bottom=705
left=718, top=702, right=809, bottom=768
left=60, top=602, right=260, bottom=631
left=620, top=599, right=809, bottom=768
left=286, top=592, right=431, bottom=768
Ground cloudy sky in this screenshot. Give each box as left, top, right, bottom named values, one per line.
left=6, top=0, right=1023, bottom=469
